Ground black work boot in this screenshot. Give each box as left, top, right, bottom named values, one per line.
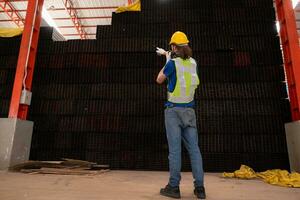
left=194, top=186, right=206, bottom=199
left=160, top=184, right=181, bottom=199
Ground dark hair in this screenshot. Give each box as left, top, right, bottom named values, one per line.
left=175, top=45, right=192, bottom=60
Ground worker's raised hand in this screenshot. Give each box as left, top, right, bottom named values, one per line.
left=156, top=47, right=171, bottom=63
left=156, top=47, right=167, bottom=56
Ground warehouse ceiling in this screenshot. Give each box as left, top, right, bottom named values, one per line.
left=0, top=0, right=130, bottom=40
left=0, top=0, right=299, bottom=40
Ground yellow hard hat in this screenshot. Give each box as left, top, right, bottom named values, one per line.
left=169, top=31, right=189, bottom=45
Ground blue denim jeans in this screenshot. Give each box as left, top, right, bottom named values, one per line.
left=164, top=107, right=204, bottom=187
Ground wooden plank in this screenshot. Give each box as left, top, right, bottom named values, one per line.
left=21, top=168, right=110, bottom=175
left=61, top=158, right=96, bottom=168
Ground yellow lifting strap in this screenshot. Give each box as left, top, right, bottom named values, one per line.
left=0, top=28, right=23, bottom=38
left=115, top=0, right=141, bottom=14
left=223, top=165, right=300, bottom=188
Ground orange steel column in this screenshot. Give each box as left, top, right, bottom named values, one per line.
left=8, top=0, right=44, bottom=119
left=275, top=0, right=300, bottom=121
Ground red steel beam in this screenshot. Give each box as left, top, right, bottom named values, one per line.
left=49, top=6, right=118, bottom=11
left=0, top=6, right=118, bottom=13
left=6, top=0, right=121, bottom=3
left=0, top=16, right=111, bottom=22
left=63, top=0, right=87, bottom=39
left=275, top=0, right=300, bottom=121
left=0, top=18, right=22, bottom=22
left=3, top=0, right=27, bottom=1
left=52, top=16, right=111, bottom=20
left=57, top=25, right=96, bottom=28
left=0, top=0, right=25, bottom=27
left=9, top=0, right=44, bottom=119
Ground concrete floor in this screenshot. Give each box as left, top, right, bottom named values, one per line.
left=0, top=171, right=299, bottom=200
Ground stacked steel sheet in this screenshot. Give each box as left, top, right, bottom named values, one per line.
left=0, top=0, right=290, bottom=171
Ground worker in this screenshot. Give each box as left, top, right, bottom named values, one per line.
left=156, top=31, right=206, bottom=199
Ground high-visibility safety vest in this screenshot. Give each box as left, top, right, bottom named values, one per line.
left=168, top=57, right=200, bottom=103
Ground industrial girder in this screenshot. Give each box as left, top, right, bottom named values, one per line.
left=8, top=0, right=44, bottom=119
left=275, top=0, right=300, bottom=121
left=63, top=0, right=87, bottom=39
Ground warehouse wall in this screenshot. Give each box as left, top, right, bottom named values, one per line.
left=0, top=0, right=291, bottom=171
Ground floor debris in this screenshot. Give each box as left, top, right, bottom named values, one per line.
left=9, top=158, right=110, bottom=175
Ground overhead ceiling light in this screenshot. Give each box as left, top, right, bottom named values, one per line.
left=48, top=5, right=55, bottom=10
left=42, top=7, right=62, bottom=35
left=292, top=0, right=299, bottom=8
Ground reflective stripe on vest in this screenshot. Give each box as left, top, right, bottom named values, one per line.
left=168, top=57, right=200, bottom=103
